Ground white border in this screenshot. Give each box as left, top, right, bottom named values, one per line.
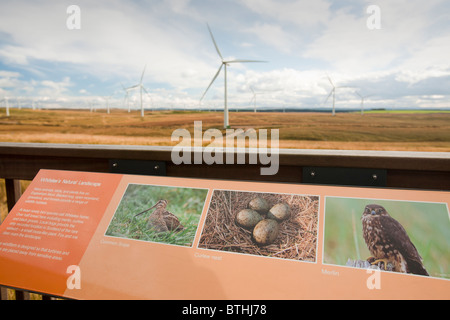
left=195, top=187, right=321, bottom=265
left=321, top=195, right=450, bottom=281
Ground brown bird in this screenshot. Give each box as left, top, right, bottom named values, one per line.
left=361, top=204, right=429, bottom=276
left=134, top=199, right=184, bottom=233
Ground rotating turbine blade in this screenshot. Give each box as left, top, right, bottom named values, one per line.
left=326, top=74, right=334, bottom=88
left=200, top=64, right=223, bottom=101
left=227, top=59, right=267, bottom=63
left=127, top=84, right=140, bottom=90
left=140, top=65, right=147, bottom=84
left=324, top=89, right=334, bottom=104
left=207, top=23, right=223, bottom=61
left=142, top=86, right=151, bottom=97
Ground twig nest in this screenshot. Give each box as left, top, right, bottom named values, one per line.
left=235, top=209, right=263, bottom=229
left=252, top=219, right=279, bottom=245
left=248, top=197, right=270, bottom=214
left=267, top=203, right=290, bottom=221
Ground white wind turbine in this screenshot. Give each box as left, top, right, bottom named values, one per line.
left=5, top=97, right=10, bottom=117
left=102, top=95, right=112, bottom=114
left=121, top=83, right=131, bottom=112
left=1, top=97, right=10, bottom=117
left=249, top=86, right=257, bottom=113
left=324, top=74, right=352, bottom=116
left=200, top=24, right=266, bottom=128
left=356, top=92, right=373, bottom=115
left=127, top=65, right=151, bottom=117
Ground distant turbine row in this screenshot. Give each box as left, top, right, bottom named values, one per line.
left=0, top=97, right=42, bottom=116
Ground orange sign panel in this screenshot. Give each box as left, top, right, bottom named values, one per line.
left=0, top=169, right=449, bottom=299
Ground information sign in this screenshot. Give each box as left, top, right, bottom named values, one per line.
left=0, top=169, right=449, bottom=299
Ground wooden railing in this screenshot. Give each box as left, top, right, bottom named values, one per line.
left=1, top=142, right=449, bottom=299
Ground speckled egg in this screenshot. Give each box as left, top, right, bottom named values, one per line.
left=252, top=219, right=279, bottom=245
left=248, top=197, right=270, bottom=214
left=235, top=209, right=263, bottom=229
left=267, top=203, right=290, bottom=221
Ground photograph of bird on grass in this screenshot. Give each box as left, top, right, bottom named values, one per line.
left=323, top=197, right=450, bottom=279
left=105, top=184, right=208, bottom=247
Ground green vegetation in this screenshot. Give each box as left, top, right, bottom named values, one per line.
left=105, top=184, right=208, bottom=247
left=362, top=109, right=450, bottom=114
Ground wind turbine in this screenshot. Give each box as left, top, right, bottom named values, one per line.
left=324, top=74, right=352, bottom=116
left=5, top=97, right=10, bottom=117
left=1, top=97, right=10, bottom=117
left=249, top=86, right=257, bottom=113
left=121, top=83, right=131, bottom=112
left=127, top=65, right=151, bottom=117
left=102, top=95, right=112, bottom=114
left=200, top=24, right=266, bottom=128
left=356, top=92, right=373, bottom=115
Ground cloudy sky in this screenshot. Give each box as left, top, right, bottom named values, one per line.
left=0, top=0, right=449, bottom=111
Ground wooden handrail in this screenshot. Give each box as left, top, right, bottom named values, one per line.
left=0, top=142, right=449, bottom=188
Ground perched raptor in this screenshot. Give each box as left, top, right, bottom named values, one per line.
left=134, top=199, right=184, bottom=233
left=361, top=204, right=429, bottom=276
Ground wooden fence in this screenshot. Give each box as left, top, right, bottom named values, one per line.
left=1, top=142, right=449, bottom=299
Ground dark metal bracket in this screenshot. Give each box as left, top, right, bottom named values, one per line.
left=302, top=167, right=387, bottom=187
left=109, top=159, right=166, bottom=176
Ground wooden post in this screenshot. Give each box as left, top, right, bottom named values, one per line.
left=3, top=179, right=29, bottom=299
left=5, top=179, right=22, bottom=213
left=0, top=287, right=8, bottom=300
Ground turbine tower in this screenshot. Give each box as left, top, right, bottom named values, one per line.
left=200, top=24, right=266, bottom=128
left=127, top=65, right=151, bottom=117
left=356, top=92, right=373, bottom=115
left=1, top=97, right=10, bottom=117
left=121, top=83, right=132, bottom=112
left=103, top=95, right=112, bottom=114
left=324, top=74, right=351, bottom=116
left=249, top=86, right=257, bottom=113
left=5, top=97, right=10, bottom=117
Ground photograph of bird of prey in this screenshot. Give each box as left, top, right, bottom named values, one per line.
left=323, top=197, right=450, bottom=279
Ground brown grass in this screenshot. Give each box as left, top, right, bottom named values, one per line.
left=1, top=109, right=450, bottom=151
left=198, top=190, right=319, bottom=261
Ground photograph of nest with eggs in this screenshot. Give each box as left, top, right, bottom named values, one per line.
left=198, top=190, right=319, bottom=262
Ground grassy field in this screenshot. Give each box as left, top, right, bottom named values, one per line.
left=0, top=108, right=450, bottom=151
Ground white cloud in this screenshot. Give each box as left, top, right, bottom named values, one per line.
left=246, top=23, right=296, bottom=54
left=241, top=0, right=331, bottom=28
left=0, top=0, right=448, bottom=110
left=39, top=77, right=72, bottom=97
left=0, top=0, right=214, bottom=88
left=303, top=0, right=449, bottom=75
